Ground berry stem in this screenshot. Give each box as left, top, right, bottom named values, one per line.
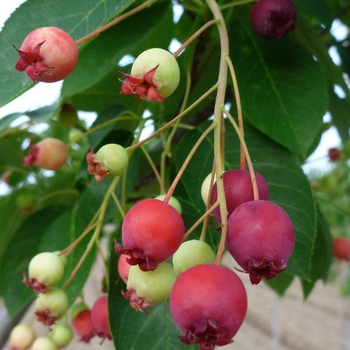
left=206, top=0, right=230, bottom=266
left=126, top=83, right=218, bottom=152
left=220, top=0, right=257, bottom=10
left=75, top=0, right=157, bottom=45
left=225, top=55, right=245, bottom=170
left=173, top=19, right=220, bottom=57
left=223, top=107, right=260, bottom=200
left=163, top=123, right=216, bottom=204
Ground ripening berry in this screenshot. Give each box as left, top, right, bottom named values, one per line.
left=120, top=48, right=180, bottom=101
left=86, top=143, right=129, bottom=182
left=123, top=261, right=177, bottom=312
left=170, top=264, right=247, bottom=349
left=14, top=26, right=78, bottom=83
left=24, top=138, right=69, bottom=170
left=35, top=288, right=69, bottom=326
left=9, top=324, right=36, bottom=350
left=23, top=252, right=65, bottom=293
left=114, top=198, right=185, bottom=271
left=72, top=309, right=96, bottom=343
left=91, top=296, right=111, bottom=340
left=117, top=254, right=132, bottom=284
left=333, top=237, right=350, bottom=261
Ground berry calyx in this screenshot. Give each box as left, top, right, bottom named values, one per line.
left=251, top=0, right=297, bottom=40
left=170, top=264, right=247, bottom=350
left=227, top=200, right=295, bottom=284
left=91, top=296, right=111, bottom=340
left=35, top=288, right=69, bottom=326
left=9, top=324, right=36, bottom=350
left=172, top=239, right=216, bottom=276
left=23, top=252, right=65, bottom=293
left=114, top=198, right=185, bottom=271
left=72, top=309, right=96, bottom=343
left=120, top=48, right=180, bottom=101
left=210, top=169, right=269, bottom=224
left=123, top=261, right=177, bottom=312
left=14, top=26, right=78, bottom=83
left=49, top=324, right=73, bottom=348
left=86, top=143, right=129, bottom=182
left=31, top=337, right=57, bottom=350
left=333, top=236, right=350, bottom=261
left=24, top=138, right=69, bottom=171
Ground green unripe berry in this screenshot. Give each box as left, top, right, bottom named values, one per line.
left=201, top=173, right=217, bottom=204
left=31, top=337, right=57, bottom=350
left=50, top=324, right=73, bottom=347
left=94, top=143, right=129, bottom=178
left=154, top=194, right=182, bottom=214
left=172, top=239, right=216, bottom=276
left=131, top=48, right=180, bottom=98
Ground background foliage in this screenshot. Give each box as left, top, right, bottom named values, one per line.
left=0, top=0, right=350, bottom=349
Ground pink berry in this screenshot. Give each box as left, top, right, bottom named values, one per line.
left=328, top=147, right=341, bottom=162
left=251, top=0, right=297, bottom=40
left=35, top=287, right=69, bottom=326
left=9, top=324, right=36, bottom=350
left=24, top=138, right=69, bottom=170
left=120, top=48, right=180, bottom=101
left=210, top=169, right=269, bottom=224
left=14, top=26, right=78, bottom=82
left=91, top=296, right=111, bottom=340
left=227, top=200, right=295, bottom=284
left=170, top=264, right=247, bottom=349
left=72, top=309, right=96, bottom=343
left=114, top=198, right=185, bottom=271
left=117, top=254, right=131, bottom=284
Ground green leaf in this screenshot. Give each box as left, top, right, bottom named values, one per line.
left=229, top=22, right=327, bottom=158
left=0, top=0, right=136, bottom=108
left=0, top=206, right=67, bottom=316
left=61, top=2, right=171, bottom=99
left=293, top=0, right=333, bottom=28
left=174, top=120, right=316, bottom=280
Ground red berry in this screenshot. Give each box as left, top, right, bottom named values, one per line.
left=227, top=200, right=295, bottom=284
left=72, top=309, right=96, bottom=343
left=333, top=237, right=350, bottom=261
left=117, top=254, right=131, bottom=284
left=114, top=198, right=185, bottom=271
left=14, top=26, right=78, bottom=82
left=328, top=147, right=341, bottom=162
left=210, top=169, right=269, bottom=224
left=251, top=0, right=297, bottom=40
left=24, top=138, right=69, bottom=170
left=170, top=264, right=247, bottom=349
left=91, top=296, right=111, bottom=340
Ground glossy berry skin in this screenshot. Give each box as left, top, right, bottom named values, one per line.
left=23, top=252, right=65, bottom=293
left=170, top=264, right=247, bottom=350
left=210, top=169, right=269, bottom=224
left=115, top=198, right=185, bottom=271
left=123, top=261, right=177, bottom=312
left=172, top=240, right=215, bottom=276
left=117, top=254, right=132, bottom=284
left=14, top=26, right=78, bottom=82
left=120, top=48, right=180, bottom=101
left=72, top=309, right=96, bottom=343
left=9, top=324, right=36, bottom=350
left=91, top=296, right=111, bottom=340
left=35, top=288, right=69, bottom=326
left=333, top=237, right=350, bottom=261
left=227, top=200, right=295, bottom=284
left=251, top=0, right=297, bottom=40
left=24, top=138, right=69, bottom=170
left=86, top=143, right=129, bottom=182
